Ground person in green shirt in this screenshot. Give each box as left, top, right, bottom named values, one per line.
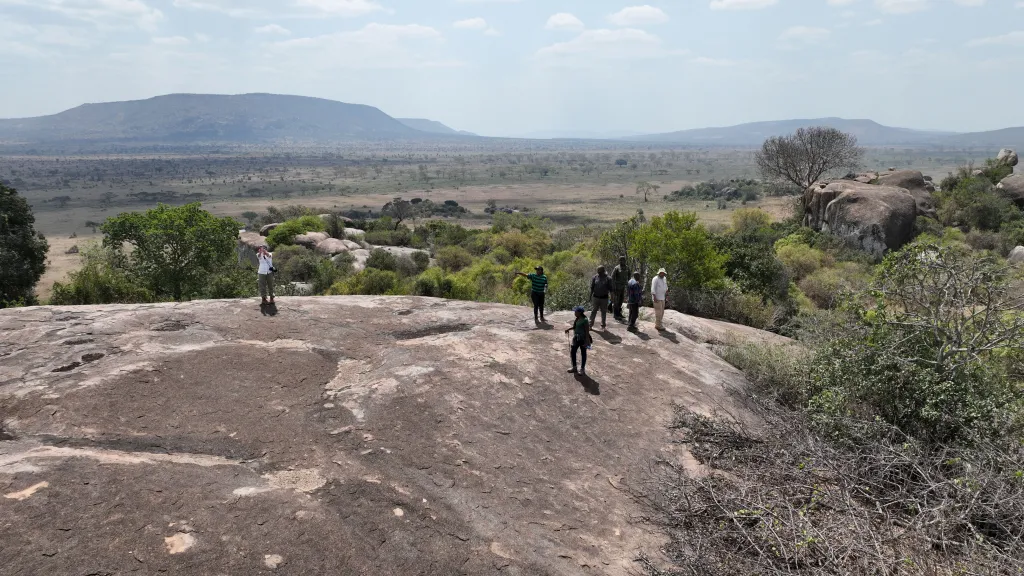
left=564, top=306, right=591, bottom=374
left=515, top=266, right=548, bottom=323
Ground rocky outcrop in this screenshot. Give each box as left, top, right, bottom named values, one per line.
left=344, top=249, right=371, bottom=271
left=804, top=181, right=918, bottom=259
left=344, top=227, right=366, bottom=239
left=314, top=238, right=350, bottom=256
left=260, top=223, right=281, bottom=236
left=237, top=232, right=268, bottom=266
left=0, top=296, right=771, bottom=576
left=997, top=174, right=1024, bottom=208
left=1008, top=246, right=1024, bottom=265
left=875, top=170, right=936, bottom=217
left=292, top=231, right=330, bottom=249
left=997, top=148, right=1018, bottom=168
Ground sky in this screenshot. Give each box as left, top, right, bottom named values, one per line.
left=0, top=0, right=1022, bottom=137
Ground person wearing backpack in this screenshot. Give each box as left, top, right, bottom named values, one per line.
left=565, top=306, right=592, bottom=375
left=589, top=266, right=613, bottom=329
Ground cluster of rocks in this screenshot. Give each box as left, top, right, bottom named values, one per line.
left=238, top=215, right=372, bottom=272
left=804, top=149, right=1022, bottom=261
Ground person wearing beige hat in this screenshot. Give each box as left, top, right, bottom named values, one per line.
left=651, top=268, right=669, bottom=330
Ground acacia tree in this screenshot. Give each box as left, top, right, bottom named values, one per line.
left=382, top=197, right=417, bottom=230
left=0, top=183, right=49, bottom=306
left=636, top=181, right=660, bottom=203
left=755, top=127, right=864, bottom=190
left=101, top=203, right=239, bottom=301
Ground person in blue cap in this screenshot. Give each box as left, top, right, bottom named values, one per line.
left=564, top=306, right=592, bottom=374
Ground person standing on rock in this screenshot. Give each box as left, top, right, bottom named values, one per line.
left=565, top=306, right=591, bottom=375
left=515, top=266, right=548, bottom=323
left=626, top=272, right=643, bottom=330
left=589, top=266, right=613, bottom=330
left=610, top=256, right=630, bottom=321
left=651, top=268, right=669, bottom=331
left=257, top=246, right=275, bottom=305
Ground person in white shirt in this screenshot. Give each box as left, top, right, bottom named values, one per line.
left=257, top=246, right=275, bottom=305
left=650, top=268, right=669, bottom=330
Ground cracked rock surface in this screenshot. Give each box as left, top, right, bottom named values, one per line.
left=0, top=296, right=777, bottom=575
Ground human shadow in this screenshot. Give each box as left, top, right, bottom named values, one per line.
left=627, top=327, right=652, bottom=341
left=574, top=373, right=600, bottom=396
left=260, top=302, right=279, bottom=317
left=657, top=329, right=679, bottom=343
left=534, top=320, right=554, bottom=330
left=596, top=330, right=622, bottom=345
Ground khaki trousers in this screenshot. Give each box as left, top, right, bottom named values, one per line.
left=653, top=299, right=666, bottom=329
left=258, top=273, right=275, bottom=299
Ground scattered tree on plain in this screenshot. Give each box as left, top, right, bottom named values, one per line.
left=755, top=127, right=864, bottom=190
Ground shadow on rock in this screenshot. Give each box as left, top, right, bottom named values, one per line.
left=658, top=329, right=679, bottom=343
left=575, top=373, right=600, bottom=396
left=596, top=330, right=622, bottom=345
left=627, top=327, right=652, bottom=341
left=260, top=302, right=279, bottom=317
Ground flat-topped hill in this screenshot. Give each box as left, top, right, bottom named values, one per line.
left=0, top=296, right=781, bottom=575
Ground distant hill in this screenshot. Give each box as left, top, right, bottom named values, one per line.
left=397, top=118, right=478, bottom=137
left=938, top=127, right=1024, bottom=149
left=627, top=118, right=959, bottom=147
left=0, top=93, right=426, bottom=144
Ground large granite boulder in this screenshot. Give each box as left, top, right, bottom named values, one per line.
left=997, top=148, right=1018, bottom=168
left=876, top=169, right=936, bottom=216
left=0, top=297, right=777, bottom=575
left=997, top=174, right=1024, bottom=208
left=292, top=231, right=330, bottom=249
left=804, top=181, right=918, bottom=259
left=237, top=232, right=268, bottom=267
left=1008, top=246, right=1024, bottom=265
left=344, top=227, right=366, bottom=238
left=346, top=248, right=371, bottom=272
left=315, top=238, right=350, bottom=256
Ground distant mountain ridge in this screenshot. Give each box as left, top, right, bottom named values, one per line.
left=0, top=93, right=429, bottom=143
left=397, top=118, right=477, bottom=137
left=627, top=118, right=1024, bottom=148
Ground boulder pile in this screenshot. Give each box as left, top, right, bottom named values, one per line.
left=804, top=178, right=923, bottom=259
left=236, top=228, right=373, bottom=270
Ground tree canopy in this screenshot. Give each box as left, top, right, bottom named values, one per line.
left=0, top=183, right=49, bottom=307
left=755, top=127, right=864, bottom=191
left=101, top=203, right=239, bottom=301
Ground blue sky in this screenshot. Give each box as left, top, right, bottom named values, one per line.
left=0, top=0, right=1022, bottom=136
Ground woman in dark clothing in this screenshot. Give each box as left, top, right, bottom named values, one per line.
left=565, top=306, right=592, bottom=375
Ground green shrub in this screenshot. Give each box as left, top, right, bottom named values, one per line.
left=364, top=227, right=412, bottom=247
left=329, top=268, right=399, bottom=295
left=797, top=262, right=869, bottom=309
left=410, top=251, right=430, bottom=273
left=436, top=245, right=473, bottom=272
left=395, top=256, right=420, bottom=278
left=365, top=248, right=398, bottom=272
left=312, top=258, right=349, bottom=294
left=936, top=176, right=1016, bottom=232
left=718, top=343, right=807, bottom=408
left=266, top=215, right=325, bottom=248
left=204, top=263, right=258, bottom=299
left=545, top=275, right=591, bottom=312
left=50, top=244, right=153, bottom=305
left=413, top=268, right=476, bottom=300
left=491, top=229, right=551, bottom=259
left=775, top=242, right=826, bottom=281
left=273, top=245, right=320, bottom=282
left=714, top=235, right=789, bottom=301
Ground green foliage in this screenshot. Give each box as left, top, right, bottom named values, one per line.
left=805, top=240, right=1024, bottom=444
left=413, top=267, right=476, bottom=300
left=409, top=251, right=430, bottom=274
left=204, top=263, right=259, bottom=299
left=730, top=208, right=772, bottom=236
left=50, top=244, right=153, bottom=305
left=0, top=183, right=48, bottom=307
left=312, top=258, right=349, bottom=294
left=713, top=235, right=789, bottom=301
left=365, top=248, right=398, bottom=272
left=546, top=275, right=592, bottom=312
left=633, top=211, right=727, bottom=292
left=797, top=262, right=870, bottom=309
left=329, top=268, right=400, bottom=296
left=436, top=245, right=473, bottom=272
left=491, top=212, right=551, bottom=234
left=775, top=242, right=826, bottom=281
left=101, top=203, right=238, bottom=301
left=936, top=176, right=1017, bottom=232
left=491, top=229, right=551, bottom=259
left=363, top=227, right=413, bottom=247
left=266, top=215, right=325, bottom=249
left=273, top=245, right=319, bottom=282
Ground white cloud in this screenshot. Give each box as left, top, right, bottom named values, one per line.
left=484, top=27, right=500, bottom=36
left=0, top=0, right=164, bottom=30
left=952, top=0, right=984, bottom=5
left=709, top=0, right=778, bottom=10
left=268, top=23, right=455, bottom=70
left=874, top=0, right=928, bottom=14
left=690, top=56, right=736, bottom=66
left=828, top=0, right=857, bottom=4
left=545, top=13, right=585, bottom=31
left=255, top=24, right=291, bottom=35
left=607, top=5, right=669, bottom=26
left=966, top=30, right=1024, bottom=46
left=453, top=17, right=488, bottom=30
left=1017, top=1, right=1024, bottom=7
left=171, top=0, right=383, bottom=18
left=153, top=35, right=190, bottom=45
left=536, top=28, right=683, bottom=63
left=778, top=25, right=831, bottom=48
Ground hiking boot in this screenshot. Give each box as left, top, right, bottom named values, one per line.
left=567, top=367, right=578, bottom=374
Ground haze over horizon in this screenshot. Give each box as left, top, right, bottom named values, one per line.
left=1, top=0, right=1022, bottom=138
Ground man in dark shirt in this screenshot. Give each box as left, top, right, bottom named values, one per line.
left=610, top=256, right=629, bottom=320
left=626, top=271, right=643, bottom=329
left=589, top=266, right=613, bottom=330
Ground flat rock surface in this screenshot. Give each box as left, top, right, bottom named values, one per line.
left=0, top=296, right=763, bottom=575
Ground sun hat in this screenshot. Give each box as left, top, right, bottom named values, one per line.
left=657, top=268, right=667, bottom=274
